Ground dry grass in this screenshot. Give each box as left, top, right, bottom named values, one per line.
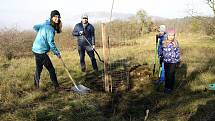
left=0, top=31, right=215, bottom=121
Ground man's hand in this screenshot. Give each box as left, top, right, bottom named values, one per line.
left=92, top=45, right=95, bottom=50
left=79, top=31, right=85, bottom=35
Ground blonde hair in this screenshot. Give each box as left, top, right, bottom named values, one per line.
left=163, top=35, right=179, bottom=48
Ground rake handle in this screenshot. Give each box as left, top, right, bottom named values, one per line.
left=153, top=35, right=159, bottom=75
left=82, top=35, right=104, bottom=63
left=60, top=58, right=79, bottom=89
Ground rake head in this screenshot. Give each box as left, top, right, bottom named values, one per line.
left=71, top=84, right=91, bottom=94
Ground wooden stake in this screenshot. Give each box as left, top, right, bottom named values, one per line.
left=102, top=23, right=112, bottom=92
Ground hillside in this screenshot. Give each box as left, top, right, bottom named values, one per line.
left=0, top=32, right=215, bottom=121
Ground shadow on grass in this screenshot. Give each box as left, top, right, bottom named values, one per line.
left=101, top=51, right=215, bottom=120
left=1, top=49, right=215, bottom=121
left=188, top=99, right=215, bottom=121
left=176, top=57, right=215, bottom=92
left=145, top=55, right=215, bottom=120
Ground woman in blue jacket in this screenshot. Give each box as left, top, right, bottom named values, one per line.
left=162, top=28, right=180, bottom=93
left=32, top=10, right=62, bottom=90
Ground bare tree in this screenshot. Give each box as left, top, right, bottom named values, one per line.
left=206, top=0, right=215, bottom=16
left=185, top=0, right=215, bottom=36
left=136, top=10, right=151, bottom=34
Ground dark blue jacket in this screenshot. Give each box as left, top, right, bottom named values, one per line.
left=72, top=22, right=95, bottom=46
left=158, top=33, right=167, bottom=57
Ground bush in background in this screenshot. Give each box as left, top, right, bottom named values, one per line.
left=0, top=28, right=35, bottom=60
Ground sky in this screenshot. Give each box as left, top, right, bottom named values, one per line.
left=0, top=0, right=213, bottom=30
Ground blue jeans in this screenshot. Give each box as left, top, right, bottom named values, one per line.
left=78, top=45, right=98, bottom=72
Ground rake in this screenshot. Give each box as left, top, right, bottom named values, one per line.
left=60, top=58, right=90, bottom=93
left=82, top=35, right=104, bottom=63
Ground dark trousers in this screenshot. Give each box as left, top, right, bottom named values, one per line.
left=34, top=53, right=59, bottom=88
left=164, top=63, right=176, bottom=90
left=159, top=56, right=164, bottom=67
left=78, top=45, right=98, bottom=72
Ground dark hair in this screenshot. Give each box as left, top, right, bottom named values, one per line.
left=50, top=19, right=62, bottom=33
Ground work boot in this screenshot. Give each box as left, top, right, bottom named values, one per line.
left=81, top=67, right=86, bottom=72
left=164, top=88, right=172, bottom=94
left=93, top=69, right=99, bottom=76
left=54, top=86, right=64, bottom=92
left=94, top=69, right=98, bottom=73
left=34, top=82, right=39, bottom=89
left=81, top=71, right=87, bottom=77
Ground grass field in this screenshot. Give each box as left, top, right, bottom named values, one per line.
left=0, top=32, right=215, bottom=121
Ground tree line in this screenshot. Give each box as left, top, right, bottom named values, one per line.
left=0, top=9, right=214, bottom=60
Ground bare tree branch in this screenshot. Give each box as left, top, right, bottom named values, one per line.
left=206, top=0, right=215, bottom=16
left=187, top=8, right=215, bottom=29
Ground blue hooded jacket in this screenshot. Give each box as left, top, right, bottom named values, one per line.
left=158, top=32, right=167, bottom=57
left=72, top=22, right=95, bottom=46
left=32, top=19, right=60, bottom=55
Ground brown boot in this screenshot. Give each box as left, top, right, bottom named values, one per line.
left=54, top=86, right=64, bottom=92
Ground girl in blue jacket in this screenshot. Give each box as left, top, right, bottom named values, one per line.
left=162, top=29, right=180, bottom=93
left=32, top=10, right=62, bottom=90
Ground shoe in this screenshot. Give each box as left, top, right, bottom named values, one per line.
left=34, top=83, right=39, bottom=89
left=81, top=72, right=87, bottom=77
left=93, top=70, right=99, bottom=75
left=54, top=86, right=64, bottom=91
left=81, top=67, right=86, bottom=72
left=164, top=88, right=172, bottom=94
left=94, top=68, right=98, bottom=72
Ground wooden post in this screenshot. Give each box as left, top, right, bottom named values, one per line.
left=102, top=23, right=112, bottom=92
